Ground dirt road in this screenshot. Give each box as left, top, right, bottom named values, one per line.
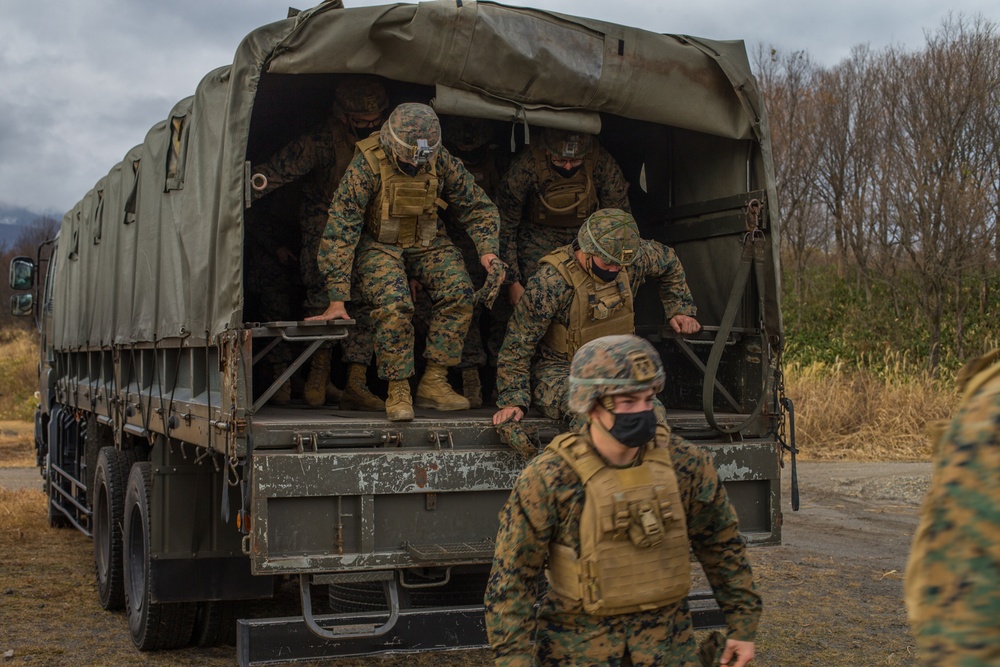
left=0, top=460, right=930, bottom=665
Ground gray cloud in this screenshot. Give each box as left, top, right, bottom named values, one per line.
left=1, top=0, right=998, bottom=213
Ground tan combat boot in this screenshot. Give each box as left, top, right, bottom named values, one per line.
left=325, top=382, right=343, bottom=403
left=303, top=347, right=333, bottom=407
left=461, top=368, right=483, bottom=408
left=340, top=363, right=386, bottom=411
left=385, top=379, right=414, bottom=422
left=415, top=362, right=471, bottom=411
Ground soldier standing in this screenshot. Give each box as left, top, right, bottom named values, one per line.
left=492, top=209, right=699, bottom=427
left=250, top=75, right=387, bottom=410
left=905, top=350, right=1000, bottom=665
left=496, top=128, right=631, bottom=305
left=485, top=334, right=760, bottom=666
left=309, top=103, right=502, bottom=421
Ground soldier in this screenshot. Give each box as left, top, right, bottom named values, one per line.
left=250, top=75, right=387, bottom=410
left=492, top=208, right=699, bottom=428
left=308, top=103, right=502, bottom=421
left=485, top=334, right=760, bottom=666
left=496, top=127, right=631, bottom=306
left=905, top=350, right=1000, bottom=665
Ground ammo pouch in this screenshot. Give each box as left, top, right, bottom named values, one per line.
left=531, top=146, right=599, bottom=228
left=545, top=431, right=691, bottom=616
left=359, top=136, right=442, bottom=248
left=540, top=247, right=634, bottom=357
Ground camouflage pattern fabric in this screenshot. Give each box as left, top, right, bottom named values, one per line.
left=252, top=117, right=376, bottom=365
left=496, top=144, right=631, bottom=285
left=905, top=360, right=1000, bottom=666
left=495, top=239, right=696, bottom=416
left=484, top=429, right=761, bottom=666
left=318, top=145, right=500, bottom=380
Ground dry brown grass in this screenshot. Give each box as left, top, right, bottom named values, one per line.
left=0, top=420, right=34, bottom=467
left=784, top=351, right=956, bottom=461
left=0, top=328, right=38, bottom=422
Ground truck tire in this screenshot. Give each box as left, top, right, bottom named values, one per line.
left=93, top=447, right=127, bottom=610
left=190, top=600, right=238, bottom=647
left=123, top=462, right=196, bottom=650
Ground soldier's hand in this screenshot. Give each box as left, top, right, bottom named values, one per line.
left=305, top=301, right=350, bottom=321
left=509, top=281, right=525, bottom=306
left=492, top=406, right=524, bottom=425
left=720, top=638, right=755, bottom=666
left=480, top=253, right=500, bottom=273
left=669, top=314, right=701, bottom=335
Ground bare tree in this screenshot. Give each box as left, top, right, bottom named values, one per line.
left=880, top=16, right=1000, bottom=369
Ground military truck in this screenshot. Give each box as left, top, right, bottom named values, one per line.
left=8, top=2, right=794, bottom=665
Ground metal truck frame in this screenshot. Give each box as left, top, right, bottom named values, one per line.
left=8, top=2, right=794, bottom=665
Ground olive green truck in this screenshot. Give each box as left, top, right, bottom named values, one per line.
left=8, top=2, right=795, bottom=665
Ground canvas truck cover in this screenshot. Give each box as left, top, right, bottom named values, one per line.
left=52, top=0, right=780, bottom=349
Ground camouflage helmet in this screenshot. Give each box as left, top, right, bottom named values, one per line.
left=567, top=334, right=665, bottom=415
left=379, top=103, right=442, bottom=167
left=578, top=208, right=640, bottom=267
left=543, top=128, right=594, bottom=159
left=333, top=76, right=389, bottom=116
left=440, top=115, right=494, bottom=152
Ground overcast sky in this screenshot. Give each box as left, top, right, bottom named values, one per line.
left=1, top=0, right=998, bottom=215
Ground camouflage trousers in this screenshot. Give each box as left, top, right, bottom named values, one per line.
left=355, top=233, right=474, bottom=380
left=533, top=601, right=700, bottom=666
left=301, top=209, right=374, bottom=365
left=416, top=223, right=487, bottom=368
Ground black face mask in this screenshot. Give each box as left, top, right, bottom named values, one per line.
left=589, top=259, right=619, bottom=283
left=552, top=163, right=582, bottom=178
left=396, top=160, right=421, bottom=177
left=609, top=409, right=657, bottom=449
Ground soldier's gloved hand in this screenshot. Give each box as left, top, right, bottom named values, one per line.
left=408, top=278, right=422, bottom=304
left=474, top=257, right=509, bottom=309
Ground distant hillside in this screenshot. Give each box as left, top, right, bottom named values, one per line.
left=0, top=205, right=60, bottom=247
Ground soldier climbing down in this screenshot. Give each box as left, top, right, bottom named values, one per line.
left=308, top=103, right=503, bottom=421
left=493, top=208, right=699, bottom=428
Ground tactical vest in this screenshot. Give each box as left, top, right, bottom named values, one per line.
left=539, top=246, right=634, bottom=358
left=546, top=427, right=691, bottom=616
left=530, top=145, right=599, bottom=228
left=358, top=135, right=442, bottom=248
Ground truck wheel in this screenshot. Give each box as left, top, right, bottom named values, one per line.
left=123, top=462, right=196, bottom=650
left=190, top=600, right=238, bottom=647
left=93, top=447, right=127, bottom=610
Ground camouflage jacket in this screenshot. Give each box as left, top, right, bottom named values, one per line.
left=252, top=116, right=355, bottom=207
left=496, top=145, right=631, bottom=284
left=905, top=359, right=1000, bottom=664
left=318, top=146, right=501, bottom=301
left=484, top=430, right=761, bottom=666
left=495, top=239, right=696, bottom=409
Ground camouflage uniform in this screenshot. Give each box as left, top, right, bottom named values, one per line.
left=495, top=238, right=696, bottom=420
left=497, top=135, right=631, bottom=285
left=905, top=352, right=1000, bottom=666
left=485, top=336, right=760, bottom=666
left=317, top=107, right=500, bottom=382
left=251, top=78, right=387, bottom=367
